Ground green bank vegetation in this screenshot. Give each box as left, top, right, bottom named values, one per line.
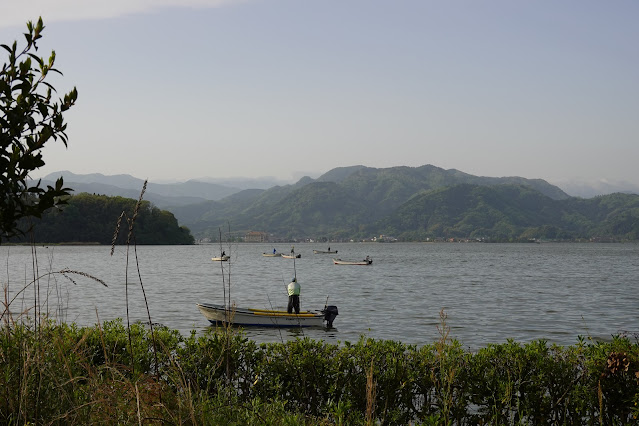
left=1, top=312, right=638, bottom=425
left=10, top=193, right=195, bottom=245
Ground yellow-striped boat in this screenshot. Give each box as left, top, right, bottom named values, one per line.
left=196, top=303, right=338, bottom=328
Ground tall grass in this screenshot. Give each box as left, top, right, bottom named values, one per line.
left=1, top=318, right=638, bottom=424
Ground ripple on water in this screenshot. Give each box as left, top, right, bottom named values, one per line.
left=2, top=242, right=638, bottom=349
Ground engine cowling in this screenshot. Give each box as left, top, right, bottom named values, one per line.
left=322, top=305, right=338, bottom=328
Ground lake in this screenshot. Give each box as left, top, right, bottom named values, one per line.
left=1, top=242, right=637, bottom=350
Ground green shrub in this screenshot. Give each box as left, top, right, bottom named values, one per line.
left=1, top=319, right=638, bottom=424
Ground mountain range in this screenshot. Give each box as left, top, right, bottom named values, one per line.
left=34, top=165, right=639, bottom=242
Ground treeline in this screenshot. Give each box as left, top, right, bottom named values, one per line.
left=169, top=164, right=639, bottom=242
left=189, top=183, right=639, bottom=242
left=13, top=193, right=194, bottom=245
left=374, top=185, right=639, bottom=242
left=171, top=164, right=573, bottom=240
left=1, top=319, right=637, bottom=424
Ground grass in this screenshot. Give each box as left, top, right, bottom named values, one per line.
left=1, top=317, right=638, bottom=425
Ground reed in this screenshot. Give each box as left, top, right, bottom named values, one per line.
left=365, top=357, right=376, bottom=425
left=1, top=314, right=639, bottom=424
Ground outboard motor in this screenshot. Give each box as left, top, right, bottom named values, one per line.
left=322, top=305, right=338, bottom=328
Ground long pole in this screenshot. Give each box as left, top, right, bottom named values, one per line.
left=219, top=228, right=228, bottom=317
left=291, top=245, right=297, bottom=279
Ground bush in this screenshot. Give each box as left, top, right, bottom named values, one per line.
left=1, top=319, right=638, bottom=424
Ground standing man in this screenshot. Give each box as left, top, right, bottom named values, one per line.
left=287, top=277, right=301, bottom=314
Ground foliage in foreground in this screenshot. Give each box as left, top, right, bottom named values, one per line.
left=1, top=318, right=638, bottom=425
left=1, top=18, right=78, bottom=242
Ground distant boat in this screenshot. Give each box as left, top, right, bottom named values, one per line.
left=332, top=256, right=372, bottom=265
left=282, top=253, right=301, bottom=259
left=211, top=255, right=230, bottom=261
left=262, top=252, right=282, bottom=257
left=313, top=249, right=338, bottom=254
left=196, top=303, right=338, bottom=328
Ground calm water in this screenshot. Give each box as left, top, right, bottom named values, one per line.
left=1, top=243, right=638, bottom=350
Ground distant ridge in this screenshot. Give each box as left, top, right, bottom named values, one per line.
left=373, top=184, right=639, bottom=241
left=37, top=171, right=243, bottom=208
left=552, top=179, right=639, bottom=198
left=316, top=165, right=367, bottom=183
left=169, top=164, right=584, bottom=240
left=34, top=165, right=639, bottom=241
left=42, top=171, right=146, bottom=190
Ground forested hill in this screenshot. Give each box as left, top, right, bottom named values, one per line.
left=24, top=166, right=638, bottom=243
left=173, top=164, right=576, bottom=240
left=178, top=180, right=639, bottom=242
left=372, top=184, right=639, bottom=241
left=13, top=193, right=194, bottom=245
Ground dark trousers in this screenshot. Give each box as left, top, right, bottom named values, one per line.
left=287, top=295, right=300, bottom=314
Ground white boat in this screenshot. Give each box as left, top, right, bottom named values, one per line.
left=196, top=303, right=338, bottom=328
left=211, top=255, right=230, bottom=261
left=332, top=257, right=372, bottom=265
left=282, top=253, right=301, bottom=259
left=313, top=249, right=338, bottom=254
left=262, top=252, right=282, bottom=257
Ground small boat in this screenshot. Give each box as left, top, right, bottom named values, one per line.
left=332, top=256, right=372, bottom=265
left=282, top=253, right=301, bottom=259
left=211, top=255, right=230, bottom=261
left=196, top=303, right=338, bottom=328
left=313, top=249, right=338, bottom=254
left=262, top=252, right=282, bottom=257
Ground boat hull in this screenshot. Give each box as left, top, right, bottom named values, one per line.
left=211, top=255, right=230, bottom=261
left=196, top=303, right=327, bottom=327
left=313, top=250, right=338, bottom=254
left=332, top=258, right=372, bottom=265
left=262, top=253, right=282, bottom=257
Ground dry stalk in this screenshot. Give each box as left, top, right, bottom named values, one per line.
left=365, top=357, right=376, bottom=425
left=598, top=379, right=604, bottom=426
left=437, top=308, right=451, bottom=350
left=435, top=308, right=456, bottom=423
left=111, top=211, right=126, bottom=256
left=59, top=269, right=107, bottom=287
left=1, top=270, right=107, bottom=324
left=135, top=381, right=142, bottom=426
left=126, top=180, right=147, bottom=245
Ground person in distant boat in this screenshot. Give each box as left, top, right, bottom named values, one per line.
left=273, top=248, right=276, bottom=254
left=328, top=247, right=330, bottom=251
left=221, top=251, right=226, bottom=257
left=287, top=277, right=301, bottom=314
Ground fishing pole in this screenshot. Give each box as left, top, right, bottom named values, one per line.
left=291, top=245, right=297, bottom=279
left=267, top=294, right=284, bottom=343
left=281, top=273, right=289, bottom=296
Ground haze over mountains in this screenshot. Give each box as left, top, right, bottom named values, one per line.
left=34, top=165, right=639, bottom=242
left=38, top=166, right=574, bottom=210
left=39, top=167, right=638, bottom=209
left=37, top=171, right=277, bottom=208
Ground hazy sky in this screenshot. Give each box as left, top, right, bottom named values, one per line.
left=2, top=0, right=637, bottom=185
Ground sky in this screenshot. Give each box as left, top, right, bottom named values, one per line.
left=1, top=0, right=638, bottom=186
